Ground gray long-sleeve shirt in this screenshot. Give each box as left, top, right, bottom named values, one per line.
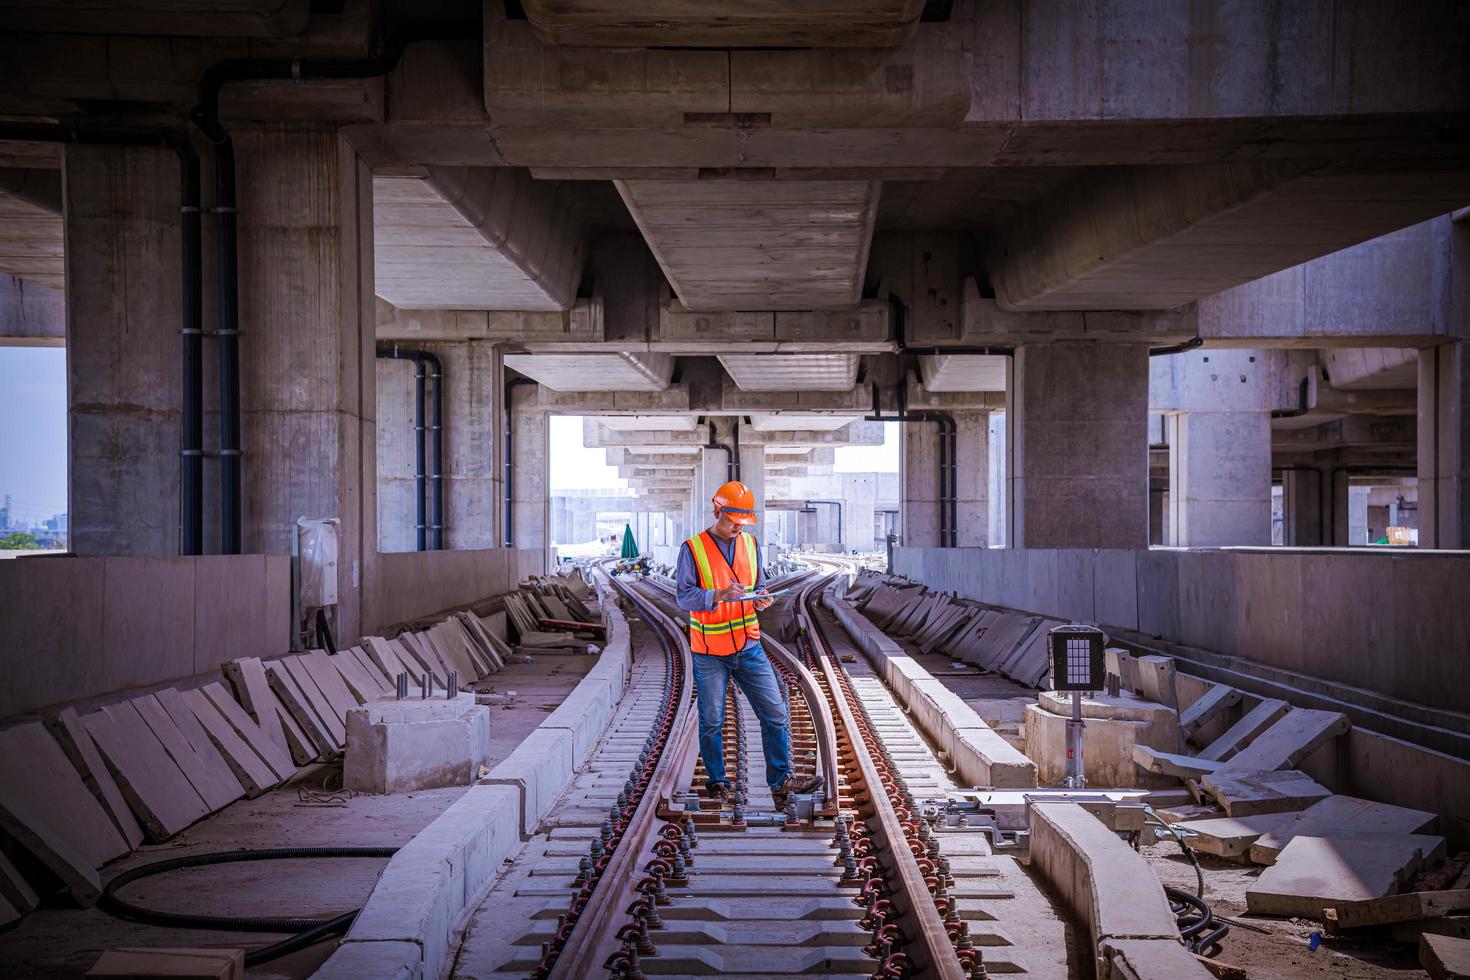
left=674, top=531, right=766, bottom=612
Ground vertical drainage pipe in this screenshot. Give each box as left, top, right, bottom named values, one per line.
left=705, top=420, right=734, bottom=483
left=868, top=381, right=958, bottom=548
left=377, top=347, right=427, bottom=551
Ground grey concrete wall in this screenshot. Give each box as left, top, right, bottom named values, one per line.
left=367, top=547, right=543, bottom=632
left=0, top=554, right=290, bottom=719
left=64, top=144, right=181, bottom=556
left=902, top=410, right=987, bottom=548
left=893, top=545, right=1470, bottom=717
left=0, top=273, right=63, bottom=346
left=1419, top=340, right=1469, bottom=549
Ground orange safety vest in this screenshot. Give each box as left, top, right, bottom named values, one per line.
left=685, top=530, right=761, bottom=656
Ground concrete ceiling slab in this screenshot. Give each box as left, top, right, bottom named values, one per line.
left=615, top=179, right=879, bottom=311
left=0, top=188, right=62, bottom=290
left=373, top=168, right=588, bottom=312
left=748, top=413, right=861, bottom=432
left=518, top=0, right=924, bottom=48
left=0, top=0, right=312, bottom=36
left=503, top=352, right=673, bottom=392
left=592, top=415, right=698, bottom=432
left=919, top=354, right=1009, bottom=392
left=718, top=353, right=861, bottom=392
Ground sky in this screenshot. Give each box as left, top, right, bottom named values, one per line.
left=0, top=347, right=67, bottom=523
left=548, top=416, right=898, bottom=492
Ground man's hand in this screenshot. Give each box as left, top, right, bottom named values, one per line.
left=713, top=584, right=747, bottom=603
left=753, top=596, right=774, bottom=611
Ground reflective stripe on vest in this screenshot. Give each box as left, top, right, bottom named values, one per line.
left=686, top=530, right=761, bottom=656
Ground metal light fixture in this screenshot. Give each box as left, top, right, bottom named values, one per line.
left=1048, top=625, right=1107, bottom=788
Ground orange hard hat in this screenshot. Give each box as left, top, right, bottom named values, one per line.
left=712, top=480, right=758, bottom=525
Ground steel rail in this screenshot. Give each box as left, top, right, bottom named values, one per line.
left=795, top=571, right=968, bottom=980
left=545, top=568, right=699, bottom=978
left=759, top=634, right=842, bottom=818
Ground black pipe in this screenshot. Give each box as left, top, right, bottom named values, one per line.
left=504, top=375, right=537, bottom=547
left=732, top=416, right=743, bottom=483
left=421, top=350, right=444, bottom=550
left=1149, top=335, right=1204, bottom=357
left=189, top=23, right=477, bottom=555
left=0, top=123, right=205, bottom=556
left=705, top=420, right=735, bottom=483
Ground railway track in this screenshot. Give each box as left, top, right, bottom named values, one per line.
left=452, top=561, right=1071, bottom=979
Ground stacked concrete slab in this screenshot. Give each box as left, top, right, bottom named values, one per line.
left=317, top=575, right=633, bottom=980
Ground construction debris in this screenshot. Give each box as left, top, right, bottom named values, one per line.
left=1422, top=934, right=1470, bottom=980
left=1247, top=834, right=1447, bottom=918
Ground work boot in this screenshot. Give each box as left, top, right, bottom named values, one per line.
left=707, top=782, right=733, bottom=806
left=771, top=773, right=824, bottom=811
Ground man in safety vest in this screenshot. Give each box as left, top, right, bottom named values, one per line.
left=675, top=480, right=822, bottom=811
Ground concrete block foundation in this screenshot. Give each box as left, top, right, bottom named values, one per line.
left=344, top=695, right=491, bottom=794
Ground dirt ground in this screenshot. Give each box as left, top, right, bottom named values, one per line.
left=1140, top=840, right=1429, bottom=979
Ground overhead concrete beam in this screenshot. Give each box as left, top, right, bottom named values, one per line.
left=376, top=297, right=603, bottom=345
left=374, top=168, right=592, bottom=311
left=616, top=178, right=880, bottom=311
left=0, top=181, right=62, bottom=290
left=0, top=273, right=63, bottom=347
left=518, top=0, right=925, bottom=48
left=956, top=281, right=1197, bottom=345
left=1199, top=215, right=1469, bottom=348
left=0, top=0, right=314, bottom=36
left=984, top=160, right=1470, bottom=311
left=1273, top=415, right=1415, bottom=451
left=504, top=352, right=674, bottom=392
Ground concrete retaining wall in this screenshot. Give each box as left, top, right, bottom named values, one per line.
left=369, top=547, right=546, bottom=631
left=0, top=554, right=290, bottom=719
left=1028, top=803, right=1212, bottom=979
left=822, top=585, right=1037, bottom=788
left=318, top=577, right=632, bottom=980
left=893, top=546, right=1470, bottom=717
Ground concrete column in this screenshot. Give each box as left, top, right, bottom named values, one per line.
left=738, top=441, right=766, bottom=544
left=988, top=412, right=1006, bottom=547
left=1154, top=349, right=1276, bottom=547
left=1418, top=340, right=1469, bottom=549
left=375, top=356, right=418, bottom=553
left=64, top=144, right=181, bottom=556
left=1281, top=467, right=1324, bottom=546
left=841, top=473, right=877, bottom=552
left=691, top=443, right=729, bottom=537
left=1165, top=410, right=1272, bottom=547
left=438, top=341, right=500, bottom=550
left=233, top=126, right=376, bottom=637
left=902, top=411, right=986, bottom=547
left=509, top=381, right=548, bottom=566
left=1008, top=342, right=1149, bottom=549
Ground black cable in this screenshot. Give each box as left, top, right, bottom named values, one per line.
left=99, top=846, right=398, bottom=967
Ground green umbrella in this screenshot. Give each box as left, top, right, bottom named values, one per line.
left=620, top=523, right=640, bottom=559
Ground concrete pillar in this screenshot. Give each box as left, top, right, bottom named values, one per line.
left=988, top=412, right=1006, bottom=547
left=1008, top=342, right=1149, bottom=550
left=1165, top=411, right=1272, bottom=546
left=841, top=473, right=877, bottom=552
left=509, top=381, right=549, bottom=568
left=63, top=144, right=181, bottom=556
left=1281, top=467, right=1324, bottom=546
left=738, top=440, right=766, bottom=544
left=375, top=357, right=418, bottom=553
left=1154, top=349, right=1275, bottom=547
left=1418, top=340, right=1468, bottom=549
left=901, top=411, right=986, bottom=547
left=233, top=126, right=376, bottom=637
left=437, top=341, right=500, bottom=550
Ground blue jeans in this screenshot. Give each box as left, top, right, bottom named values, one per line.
left=692, top=641, right=791, bottom=791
